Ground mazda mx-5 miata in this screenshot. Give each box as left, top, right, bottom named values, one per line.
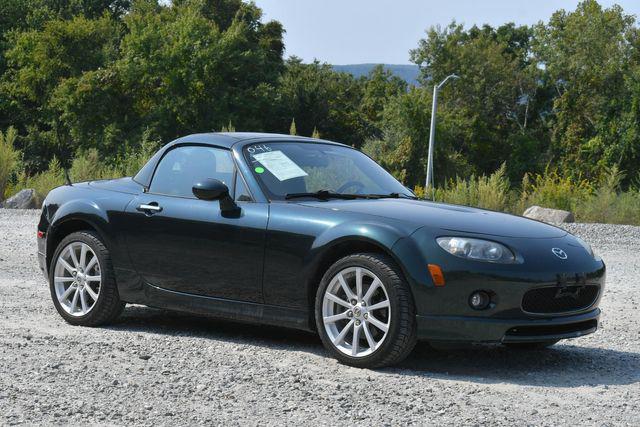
left=37, top=133, right=605, bottom=367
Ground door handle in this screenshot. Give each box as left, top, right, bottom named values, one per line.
left=137, top=203, right=163, bottom=213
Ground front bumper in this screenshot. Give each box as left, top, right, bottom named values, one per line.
left=416, top=308, right=600, bottom=343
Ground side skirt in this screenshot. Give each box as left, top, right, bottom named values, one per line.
left=142, top=283, right=313, bottom=332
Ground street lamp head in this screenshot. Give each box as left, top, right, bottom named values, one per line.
left=437, top=73, right=460, bottom=89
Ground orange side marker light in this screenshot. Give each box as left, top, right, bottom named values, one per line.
left=428, top=264, right=445, bottom=287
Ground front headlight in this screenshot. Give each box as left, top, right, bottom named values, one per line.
left=573, top=236, right=601, bottom=261
left=436, top=237, right=517, bottom=264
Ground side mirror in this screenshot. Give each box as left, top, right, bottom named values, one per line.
left=192, top=178, right=240, bottom=217
left=192, top=178, right=228, bottom=201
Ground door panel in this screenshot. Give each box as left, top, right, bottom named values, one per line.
left=124, top=195, right=268, bottom=303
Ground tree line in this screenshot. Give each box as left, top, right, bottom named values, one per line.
left=1, top=0, right=639, bottom=195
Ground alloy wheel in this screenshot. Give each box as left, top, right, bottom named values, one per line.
left=53, top=241, right=102, bottom=316
left=322, top=267, right=391, bottom=357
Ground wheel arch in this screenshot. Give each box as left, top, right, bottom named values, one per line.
left=46, top=214, right=112, bottom=274
left=305, top=235, right=414, bottom=331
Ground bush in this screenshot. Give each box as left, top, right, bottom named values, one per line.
left=19, top=158, right=66, bottom=206
left=518, top=169, right=592, bottom=213
left=575, top=167, right=640, bottom=224
left=430, top=163, right=512, bottom=211
left=0, top=127, right=20, bottom=200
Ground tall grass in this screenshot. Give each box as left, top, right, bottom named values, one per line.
left=2, top=124, right=639, bottom=225
left=433, top=163, right=511, bottom=211
left=5, top=137, right=157, bottom=206
left=0, top=127, right=19, bottom=200
left=517, top=169, right=592, bottom=213
left=414, top=165, right=640, bottom=225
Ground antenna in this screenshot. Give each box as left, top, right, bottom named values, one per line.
left=64, top=169, right=72, bottom=186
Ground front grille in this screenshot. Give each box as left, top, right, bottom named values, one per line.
left=522, top=285, right=599, bottom=314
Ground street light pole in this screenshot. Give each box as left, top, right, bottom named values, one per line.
left=425, top=74, right=459, bottom=196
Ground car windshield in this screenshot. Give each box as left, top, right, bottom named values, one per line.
left=243, top=142, right=413, bottom=201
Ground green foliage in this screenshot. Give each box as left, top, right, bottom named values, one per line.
left=413, top=164, right=640, bottom=225
left=574, top=166, right=640, bottom=224
left=1, top=0, right=640, bottom=225
left=0, top=127, right=19, bottom=199
left=518, top=169, right=592, bottom=212
left=360, top=64, right=407, bottom=135
left=532, top=0, right=640, bottom=180
left=431, top=163, right=511, bottom=212
left=15, top=158, right=65, bottom=206
left=276, top=58, right=368, bottom=147
left=221, top=121, right=235, bottom=132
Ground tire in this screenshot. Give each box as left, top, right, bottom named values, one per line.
left=49, top=231, right=124, bottom=326
left=504, top=340, right=559, bottom=350
left=315, top=253, right=417, bottom=368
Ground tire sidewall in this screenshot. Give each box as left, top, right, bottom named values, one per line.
left=49, top=231, right=111, bottom=325
left=315, top=253, right=413, bottom=368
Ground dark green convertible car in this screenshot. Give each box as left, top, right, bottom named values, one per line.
left=37, top=133, right=605, bottom=368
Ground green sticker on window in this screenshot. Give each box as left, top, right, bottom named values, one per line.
left=255, top=166, right=265, bottom=174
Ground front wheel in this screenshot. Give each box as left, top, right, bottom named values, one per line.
left=315, top=253, right=417, bottom=368
left=49, top=231, right=124, bottom=326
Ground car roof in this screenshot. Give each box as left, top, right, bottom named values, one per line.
left=133, top=132, right=350, bottom=188
left=168, top=132, right=348, bottom=149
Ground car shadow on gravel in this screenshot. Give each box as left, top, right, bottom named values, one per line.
left=108, top=305, right=324, bottom=354
left=110, top=306, right=639, bottom=388
left=396, top=341, right=640, bottom=387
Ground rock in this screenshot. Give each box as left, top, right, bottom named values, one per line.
left=3, top=189, right=37, bottom=209
left=523, top=205, right=574, bottom=223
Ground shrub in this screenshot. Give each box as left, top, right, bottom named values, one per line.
left=19, top=158, right=66, bottom=206
left=430, top=163, right=511, bottom=211
left=518, top=169, right=592, bottom=213
left=0, top=127, right=20, bottom=200
left=575, top=167, right=640, bottom=224
left=70, top=149, right=111, bottom=182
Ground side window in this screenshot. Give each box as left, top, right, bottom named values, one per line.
left=234, top=172, right=252, bottom=202
left=149, top=146, right=234, bottom=198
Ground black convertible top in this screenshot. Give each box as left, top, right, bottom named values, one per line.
left=133, top=132, right=347, bottom=188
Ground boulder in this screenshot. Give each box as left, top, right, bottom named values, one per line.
left=523, top=205, right=574, bottom=223
left=3, top=189, right=37, bottom=209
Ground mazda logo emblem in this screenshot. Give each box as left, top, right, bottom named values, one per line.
left=552, top=248, right=568, bottom=259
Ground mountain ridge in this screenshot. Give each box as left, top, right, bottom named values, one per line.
left=332, top=63, right=420, bottom=85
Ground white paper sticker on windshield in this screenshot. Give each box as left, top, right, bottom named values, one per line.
left=253, top=150, right=308, bottom=181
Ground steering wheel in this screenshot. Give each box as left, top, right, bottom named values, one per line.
left=337, top=180, right=366, bottom=194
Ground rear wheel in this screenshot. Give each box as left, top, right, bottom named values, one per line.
left=504, top=340, right=559, bottom=350
left=49, top=231, right=124, bottom=326
left=315, top=253, right=417, bottom=368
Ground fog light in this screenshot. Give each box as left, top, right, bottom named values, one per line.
left=469, top=291, right=491, bottom=310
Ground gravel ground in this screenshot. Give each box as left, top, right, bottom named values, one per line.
left=0, top=208, right=639, bottom=426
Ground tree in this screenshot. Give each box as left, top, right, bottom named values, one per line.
left=275, top=57, right=367, bottom=147
left=360, top=65, right=407, bottom=137
left=1, top=14, right=121, bottom=170
left=369, top=22, right=545, bottom=188
left=1, top=0, right=285, bottom=167
left=533, top=0, right=640, bottom=180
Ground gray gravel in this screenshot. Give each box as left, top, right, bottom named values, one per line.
left=1, top=208, right=639, bottom=426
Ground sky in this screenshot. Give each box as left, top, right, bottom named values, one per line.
left=252, top=0, right=640, bottom=65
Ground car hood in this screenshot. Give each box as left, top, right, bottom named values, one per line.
left=300, top=199, right=567, bottom=239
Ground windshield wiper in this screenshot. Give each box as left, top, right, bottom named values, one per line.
left=285, top=190, right=359, bottom=200
left=285, top=190, right=419, bottom=201
left=358, top=192, right=419, bottom=200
